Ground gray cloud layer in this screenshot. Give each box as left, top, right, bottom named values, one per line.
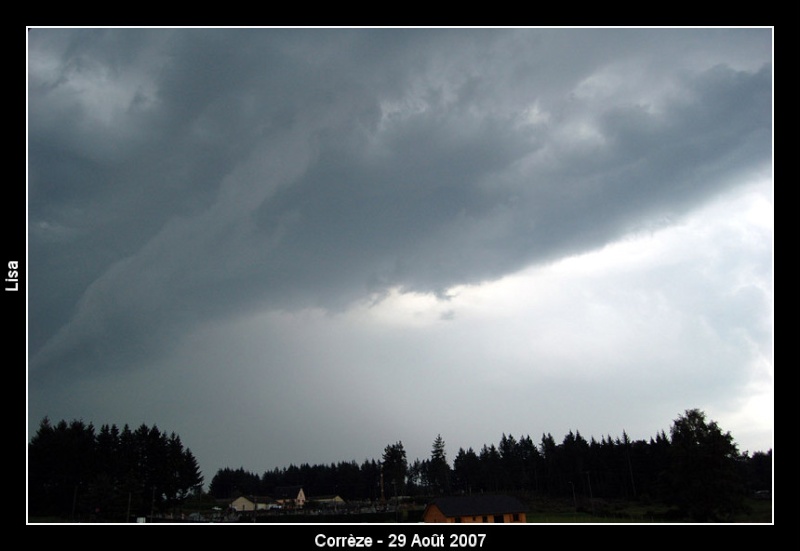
left=28, top=29, right=772, bottom=451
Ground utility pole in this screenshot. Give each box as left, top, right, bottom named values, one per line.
left=567, top=481, right=577, bottom=512
left=393, top=480, right=398, bottom=522
left=585, top=471, right=594, bottom=515
left=71, top=484, right=78, bottom=522
left=380, top=463, right=386, bottom=505
left=627, top=449, right=637, bottom=498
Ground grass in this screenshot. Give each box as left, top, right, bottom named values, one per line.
left=526, top=510, right=660, bottom=523
left=525, top=497, right=772, bottom=524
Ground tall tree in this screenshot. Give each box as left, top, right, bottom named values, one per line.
left=666, top=409, right=746, bottom=521
left=452, top=447, right=480, bottom=495
left=518, top=435, right=541, bottom=493
left=498, top=433, right=520, bottom=491
left=476, top=444, right=500, bottom=493
left=539, top=433, right=560, bottom=495
left=360, top=459, right=381, bottom=501
left=428, top=434, right=450, bottom=495
left=209, top=467, right=261, bottom=498
left=407, top=458, right=425, bottom=495
left=28, top=418, right=97, bottom=518
left=29, top=418, right=204, bottom=520
left=381, top=441, right=408, bottom=498
left=743, top=449, right=772, bottom=493
left=174, top=442, right=203, bottom=502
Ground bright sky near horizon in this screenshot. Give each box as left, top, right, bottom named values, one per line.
left=27, top=27, right=773, bottom=484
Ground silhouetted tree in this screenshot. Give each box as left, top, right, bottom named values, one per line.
left=407, top=459, right=425, bottom=495
left=333, top=460, right=362, bottom=500
left=382, top=441, right=408, bottom=497
left=28, top=418, right=96, bottom=518
left=360, top=459, right=381, bottom=501
left=539, top=433, right=560, bottom=495
left=498, top=433, right=521, bottom=491
left=743, top=449, right=772, bottom=494
left=29, top=418, right=203, bottom=520
left=198, top=408, right=770, bottom=512
left=665, top=409, right=746, bottom=521
left=209, top=467, right=261, bottom=499
left=452, top=447, right=480, bottom=495
left=428, top=434, right=450, bottom=495
left=518, top=435, right=542, bottom=493
left=177, top=446, right=204, bottom=501
left=478, top=444, right=501, bottom=493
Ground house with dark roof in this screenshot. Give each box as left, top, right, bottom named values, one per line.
left=311, top=494, right=346, bottom=509
left=228, top=495, right=276, bottom=512
left=422, top=495, right=527, bottom=523
left=272, top=485, right=306, bottom=509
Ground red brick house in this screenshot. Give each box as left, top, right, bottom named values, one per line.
left=422, top=495, right=527, bottom=523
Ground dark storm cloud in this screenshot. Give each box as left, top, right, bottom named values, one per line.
left=28, top=28, right=772, bottom=386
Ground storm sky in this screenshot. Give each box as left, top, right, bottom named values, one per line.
left=27, top=28, right=773, bottom=484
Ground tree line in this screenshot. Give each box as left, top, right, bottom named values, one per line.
left=28, top=418, right=203, bottom=521
left=27, top=409, right=772, bottom=522
left=209, top=409, right=771, bottom=522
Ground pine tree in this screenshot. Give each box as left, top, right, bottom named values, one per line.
left=28, top=417, right=204, bottom=520
left=452, top=447, right=479, bottom=495
left=429, top=434, right=450, bottom=495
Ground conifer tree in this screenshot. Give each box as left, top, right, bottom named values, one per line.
left=428, top=434, right=450, bottom=495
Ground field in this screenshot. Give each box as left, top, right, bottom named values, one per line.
left=28, top=496, right=772, bottom=524
left=524, top=497, right=772, bottom=524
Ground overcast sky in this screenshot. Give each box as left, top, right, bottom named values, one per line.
left=27, top=28, right=773, bottom=484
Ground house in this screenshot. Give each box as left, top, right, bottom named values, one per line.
left=312, top=495, right=346, bottom=509
left=422, top=495, right=527, bottom=523
left=273, top=485, right=306, bottom=509
left=228, top=495, right=276, bottom=512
